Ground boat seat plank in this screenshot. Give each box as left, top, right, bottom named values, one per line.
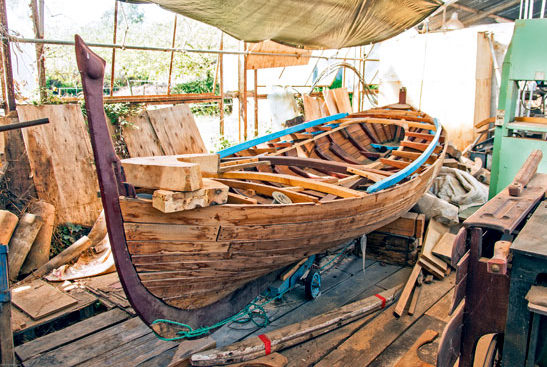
left=216, top=171, right=364, bottom=198
left=214, top=178, right=318, bottom=203
left=380, top=158, right=410, bottom=169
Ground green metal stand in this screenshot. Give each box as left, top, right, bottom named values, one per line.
left=489, top=19, right=547, bottom=198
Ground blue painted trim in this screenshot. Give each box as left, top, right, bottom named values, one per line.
left=367, top=118, right=442, bottom=194
left=217, top=113, right=348, bottom=158
left=371, top=143, right=399, bottom=151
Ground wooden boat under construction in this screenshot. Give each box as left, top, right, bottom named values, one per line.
left=75, top=35, right=447, bottom=338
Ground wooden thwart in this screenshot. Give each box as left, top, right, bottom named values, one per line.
left=216, top=171, right=364, bottom=198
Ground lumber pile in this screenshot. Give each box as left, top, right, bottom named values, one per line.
left=0, top=203, right=56, bottom=282
left=393, top=219, right=456, bottom=317
left=121, top=153, right=229, bottom=213
left=366, top=212, right=425, bottom=266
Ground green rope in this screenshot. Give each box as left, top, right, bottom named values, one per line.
left=152, top=242, right=354, bottom=341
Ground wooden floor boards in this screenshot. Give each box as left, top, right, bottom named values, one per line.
left=15, top=255, right=455, bottom=367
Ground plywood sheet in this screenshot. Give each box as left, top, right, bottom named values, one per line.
left=146, top=105, right=207, bottom=155
left=11, top=279, right=77, bottom=320
left=17, top=104, right=102, bottom=225
left=123, top=112, right=164, bottom=157
left=246, top=41, right=311, bottom=70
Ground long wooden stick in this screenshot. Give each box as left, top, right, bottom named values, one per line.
left=191, top=285, right=402, bottom=366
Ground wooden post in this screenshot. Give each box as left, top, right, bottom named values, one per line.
left=219, top=33, right=224, bottom=136
left=20, top=201, right=55, bottom=275
left=109, top=0, right=118, bottom=96
left=254, top=69, right=258, bottom=137
left=0, top=210, right=18, bottom=245
left=167, top=15, right=177, bottom=95
left=0, top=0, right=17, bottom=111
left=0, top=245, right=15, bottom=365
left=8, top=213, right=43, bottom=281
left=30, top=0, right=46, bottom=102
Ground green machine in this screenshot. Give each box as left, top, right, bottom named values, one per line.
left=489, top=18, right=547, bottom=198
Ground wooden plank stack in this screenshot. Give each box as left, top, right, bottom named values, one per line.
left=393, top=219, right=456, bottom=317
left=121, top=153, right=229, bottom=213
left=367, top=212, right=425, bottom=266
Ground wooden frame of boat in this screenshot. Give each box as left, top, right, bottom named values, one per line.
left=75, top=35, right=447, bottom=338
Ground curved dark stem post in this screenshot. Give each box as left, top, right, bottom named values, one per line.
left=74, top=35, right=278, bottom=338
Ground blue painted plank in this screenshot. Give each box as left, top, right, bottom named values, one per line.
left=217, top=113, right=348, bottom=158
left=367, top=118, right=442, bottom=193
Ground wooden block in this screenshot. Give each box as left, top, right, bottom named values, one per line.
left=394, top=263, right=422, bottom=317
left=176, top=153, right=219, bottom=174
left=20, top=201, right=56, bottom=275
left=121, top=156, right=202, bottom=191
left=421, top=220, right=449, bottom=273
left=8, top=214, right=43, bottom=281
left=0, top=210, right=18, bottom=245
left=152, top=179, right=229, bottom=213
left=418, top=256, right=445, bottom=280
left=446, top=143, right=462, bottom=160
left=443, top=158, right=459, bottom=168
left=432, top=232, right=457, bottom=264
left=11, top=280, right=77, bottom=320
left=376, top=212, right=419, bottom=237
left=227, top=192, right=258, bottom=204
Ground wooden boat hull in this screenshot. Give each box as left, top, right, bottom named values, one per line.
left=75, top=35, right=446, bottom=338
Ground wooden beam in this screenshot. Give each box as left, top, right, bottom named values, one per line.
left=462, top=0, right=520, bottom=25
left=450, top=3, right=512, bottom=23
left=346, top=166, right=386, bottom=182
left=227, top=192, right=257, bottom=204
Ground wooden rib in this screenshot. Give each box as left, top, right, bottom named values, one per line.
left=404, top=131, right=435, bottom=141
left=227, top=192, right=258, bottom=204
left=380, top=158, right=410, bottom=169
left=218, top=161, right=270, bottom=172
left=338, top=128, right=380, bottom=159
left=391, top=150, right=437, bottom=164
left=328, top=142, right=363, bottom=165
left=401, top=141, right=442, bottom=153
left=359, top=123, right=380, bottom=144
left=346, top=167, right=387, bottom=182
left=216, top=171, right=363, bottom=198
left=220, top=157, right=258, bottom=167
left=214, top=179, right=318, bottom=203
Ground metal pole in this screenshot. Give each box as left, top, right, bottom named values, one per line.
left=254, top=69, right=258, bottom=137
left=243, top=42, right=248, bottom=141
left=110, top=0, right=118, bottom=96
left=4, top=35, right=371, bottom=61
left=0, top=0, right=17, bottom=111
left=219, top=33, right=224, bottom=137
left=167, top=15, right=177, bottom=95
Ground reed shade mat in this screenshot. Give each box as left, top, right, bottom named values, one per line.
left=131, top=0, right=441, bottom=49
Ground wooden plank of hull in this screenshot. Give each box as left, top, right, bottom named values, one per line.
left=119, top=155, right=443, bottom=227
left=124, top=223, right=220, bottom=241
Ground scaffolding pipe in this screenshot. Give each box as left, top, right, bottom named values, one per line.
left=2, top=35, right=374, bottom=62
left=110, top=0, right=118, bottom=96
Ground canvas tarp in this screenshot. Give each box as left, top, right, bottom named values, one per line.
left=129, top=0, right=442, bottom=49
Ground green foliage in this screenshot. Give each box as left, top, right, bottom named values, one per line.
left=173, top=72, right=232, bottom=116
left=103, top=102, right=144, bottom=128
left=51, top=224, right=89, bottom=257
left=211, top=136, right=237, bottom=152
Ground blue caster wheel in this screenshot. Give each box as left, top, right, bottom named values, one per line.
left=305, top=268, right=321, bottom=300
